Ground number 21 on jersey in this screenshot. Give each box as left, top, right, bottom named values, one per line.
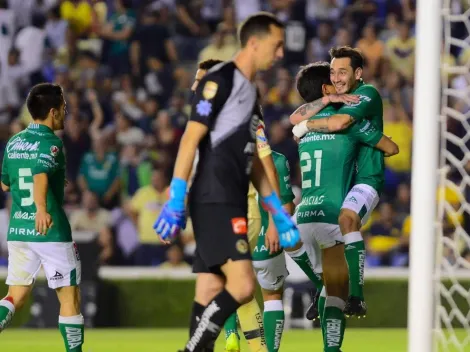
left=300, top=150, right=322, bottom=188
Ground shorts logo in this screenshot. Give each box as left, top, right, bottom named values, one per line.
left=50, top=145, right=59, bottom=157
left=73, top=242, right=81, bottom=262
left=236, top=239, right=249, bottom=254
left=202, top=81, right=218, bottom=99
left=51, top=271, right=63, bottom=281
left=231, top=218, right=247, bottom=235
left=347, top=196, right=358, bottom=204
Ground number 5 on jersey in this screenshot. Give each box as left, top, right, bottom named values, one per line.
left=300, top=150, right=322, bottom=188
left=19, top=168, right=34, bottom=206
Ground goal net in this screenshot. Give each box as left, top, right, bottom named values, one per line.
left=436, top=0, right=470, bottom=351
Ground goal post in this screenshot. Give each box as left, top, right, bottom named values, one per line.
left=408, top=0, right=442, bottom=351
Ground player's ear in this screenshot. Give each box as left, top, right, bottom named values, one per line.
left=354, top=67, right=363, bottom=80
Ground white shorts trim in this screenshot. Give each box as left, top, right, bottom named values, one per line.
left=341, top=184, right=379, bottom=225
left=253, top=254, right=289, bottom=291
left=6, top=241, right=81, bottom=289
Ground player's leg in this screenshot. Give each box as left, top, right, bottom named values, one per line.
left=184, top=205, right=255, bottom=352
left=340, top=184, right=379, bottom=317
left=37, top=242, right=84, bottom=352
left=190, top=251, right=224, bottom=352
left=230, top=218, right=266, bottom=352
left=287, top=222, right=324, bottom=320
left=1, top=242, right=41, bottom=333
left=310, top=224, right=348, bottom=352
left=253, top=254, right=288, bottom=352
left=321, top=244, right=348, bottom=352
left=224, top=312, right=240, bottom=352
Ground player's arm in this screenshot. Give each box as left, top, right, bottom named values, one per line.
left=349, top=119, right=399, bottom=157
left=32, top=144, right=60, bottom=235
left=256, top=119, right=280, bottom=196
left=289, top=94, right=360, bottom=125
left=1, top=157, right=10, bottom=192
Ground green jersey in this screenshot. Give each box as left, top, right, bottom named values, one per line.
left=336, top=80, right=385, bottom=192
left=252, top=151, right=295, bottom=261
left=79, top=152, right=120, bottom=197
left=297, top=105, right=383, bottom=225
left=1, top=123, right=71, bottom=242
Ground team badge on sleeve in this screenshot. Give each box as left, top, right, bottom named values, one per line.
left=202, top=81, right=218, bottom=100
left=50, top=145, right=59, bottom=157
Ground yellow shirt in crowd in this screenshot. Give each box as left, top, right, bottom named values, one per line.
left=384, top=121, right=413, bottom=172
left=386, top=36, right=416, bottom=81
left=130, top=185, right=168, bottom=244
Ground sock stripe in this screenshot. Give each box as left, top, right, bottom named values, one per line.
left=59, top=314, right=84, bottom=325
left=344, top=231, right=363, bottom=244
left=0, top=299, right=15, bottom=313
left=264, top=300, right=283, bottom=312
left=243, top=329, right=261, bottom=340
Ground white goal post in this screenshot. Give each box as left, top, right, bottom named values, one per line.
left=408, top=0, right=442, bottom=352
left=409, top=0, right=470, bottom=351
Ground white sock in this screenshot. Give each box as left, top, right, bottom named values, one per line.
left=264, top=300, right=283, bottom=312
left=59, top=314, right=84, bottom=325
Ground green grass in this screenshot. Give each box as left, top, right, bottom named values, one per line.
left=0, top=328, right=410, bottom=352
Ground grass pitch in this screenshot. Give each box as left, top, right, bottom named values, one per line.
left=0, top=328, right=409, bottom=352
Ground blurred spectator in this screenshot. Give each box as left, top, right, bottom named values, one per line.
left=99, top=0, right=136, bottom=76
left=60, top=0, right=93, bottom=37
left=365, top=202, right=408, bottom=267
left=308, top=21, right=334, bottom=62
left=201, top=0, right=224, bottom=33
left=115, top=111, right=145, bottom=147
left=379, top=12, right=399, bottom=42
left=46, top=5, right=69, bottom=51
left=159, top=243, right=191, bottom=269
left=14, top=13, right=48, bottom=85
left=356, top=22, right=384, bottom=79
left=0, top=48, right=23, bottom=123
left=168, top=91, right=189, bottom=133
left=174, top=0, right=210, bottom=61
left=153, top=109, right=181, bottom=160
left=130, top=8, right=177, bottom=82
left=63, top=116, right=92, bottom=181
left=78, top=135, right=121, bottom=209
left=8, top=0, right=55, bottom=30
left=0, top=0, right=15, bottom=66
left=233, top=0, right=261, bottom=24
left=334, top=27, right=352, bottom=47
left=71, top=191, right=112, bottom=233
left=393, top=183, right=411, bottom=222
left=198, top=22, right=238, bottom=63
left=120, top=144, right=152, bottom=198
left=306, top=0, right=341, bottom=24
left=266, top=67, right=301, bottom=108
left=385, top=21, right=415, bottom=84
left=128, top=166, right=169, bottom=266
left=383, top=102, right=412, bottom=195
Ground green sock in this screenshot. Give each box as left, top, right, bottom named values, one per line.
left=318, top=287, right=327, bottom=339
left=344, top=231, right=366, bottom=299
left=323, top=297, right=346, bottom=352
left=287, top=245, right=324, bottom=290
left=58, top=315, right=84, bottom=352
left=224, top=312, right=239, bottom=339
left=0, top=298, right=15, bottom=332
left=263, top=300, right=284, bottom=352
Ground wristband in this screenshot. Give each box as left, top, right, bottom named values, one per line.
left=168, top=178, right=187, bottom=211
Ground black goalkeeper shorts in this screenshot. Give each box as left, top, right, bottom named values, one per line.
left=190, top=202, right=251, bottom=275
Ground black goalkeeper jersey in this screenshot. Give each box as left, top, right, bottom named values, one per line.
left=188, top=61, right=260, bottom=208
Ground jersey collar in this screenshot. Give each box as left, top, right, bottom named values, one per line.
left=27, top=123, right=54, bottom=134
left=351, top=79, right=365, bottom=93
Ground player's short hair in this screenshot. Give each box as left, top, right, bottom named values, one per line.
left=26, top=83, right=64, bottom=120
left=296, top=62, right=331, bottom=103
left=329, top=46, right=364, bottom=71
left=198, top=59, right=223, bottom=71
left=238, top=12, right=284, bottom=48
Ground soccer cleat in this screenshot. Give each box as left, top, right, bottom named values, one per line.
left=305, top=289, right=321, bottom=321
left=225, top=332, right=241, bottom=352
left=344, top=295, right=367, bottom=318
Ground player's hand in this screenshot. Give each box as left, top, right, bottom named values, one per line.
left=327, top=94, right=360, bottom=105
left=292, top=120, right=309, bottom=139
left=153, top=203, right=186, bottom=240
left=265, top=225, right=280, bottom=254
left=35, top=210, right=53, bottom=236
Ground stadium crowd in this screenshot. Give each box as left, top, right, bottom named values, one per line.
left=0, top=0, right=468, bottom=269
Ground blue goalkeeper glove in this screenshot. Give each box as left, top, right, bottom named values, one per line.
left=153, top=178, right=187, bottom=240
left=261, top=192, right=300, bottom=248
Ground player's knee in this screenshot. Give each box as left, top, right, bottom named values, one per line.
left=226, top=271, right=256, bottom=304
left=195, top=273, right=224, bottom=305
left=339, top=209, right=360, bottom=234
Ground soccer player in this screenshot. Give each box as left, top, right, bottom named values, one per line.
left=291, top=46, right=392, bottom=317
left=291, top=61, right=398, bottom=351
left=153, top=12, right=300, bottom=352
left=0, top=84, right=84, bottom=352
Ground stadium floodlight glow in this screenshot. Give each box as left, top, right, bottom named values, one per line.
left=408, top=0, right=441, bottom=351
